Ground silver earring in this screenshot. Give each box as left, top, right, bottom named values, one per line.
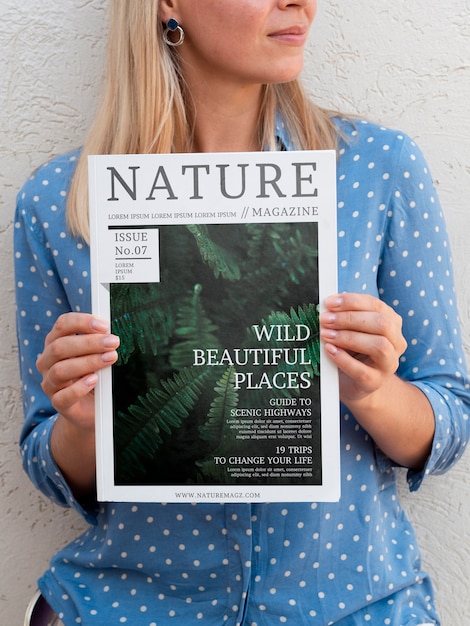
left=163, top=18, right=185, bottom=47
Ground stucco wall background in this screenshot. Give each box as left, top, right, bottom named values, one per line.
left=0, top=1, right=468, bottom=624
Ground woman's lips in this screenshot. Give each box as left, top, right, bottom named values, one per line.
left=268, top=26, right=309, bottom=45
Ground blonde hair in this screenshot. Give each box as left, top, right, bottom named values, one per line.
left=67, top=0, right=340, bottom=242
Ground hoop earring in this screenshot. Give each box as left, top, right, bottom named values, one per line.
left=163, top=18, right=185, bottom=47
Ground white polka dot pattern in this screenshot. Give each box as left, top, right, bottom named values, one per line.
left=13, top=119, right=469, bottom=625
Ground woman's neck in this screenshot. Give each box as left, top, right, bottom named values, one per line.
left=188, top=82, right=264, bottom=153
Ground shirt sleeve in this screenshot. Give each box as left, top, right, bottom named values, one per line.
left=14, top=172, right=99, bottom=524
left=376, top=134, right=470, bottom=490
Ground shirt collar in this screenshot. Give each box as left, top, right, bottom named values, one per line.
left=274, top=113, right=294, bottom=151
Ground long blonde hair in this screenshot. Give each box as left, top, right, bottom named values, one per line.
left=67, top=0, right=340, bottom=242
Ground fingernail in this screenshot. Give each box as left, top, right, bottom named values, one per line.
left=321, top=312, right=337, bottom=324
left=321, top=328, right=338, bottom=339
left=325, top=296, right=343, bottom=309
left=84, top=374, right=98, bottom=387
left=101, top=350, right=118, bottom=363
left=103, top=335, right=120, bottom=349
left=325, top=343, right=339, bottom=356
left=91, top=317, right=109, bottom=332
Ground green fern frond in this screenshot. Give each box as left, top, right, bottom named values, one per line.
left=272, top=227, right=318, bottom=287
left=220, top=223, right=318, bottom=322
left=187, top=224, right=241, bottom=280
left=199, top=366, right=239, bottom=445
left=169, top=284, right=221, bottom=370
left=288, top=304, right=321, bottom=375
left=251, top=303, right=321, bottom=377
left=111, top=281, right=175, bottom=364
left=194, top=457, right=237, bottom=485
left=114, top=367, right=213, bottom=482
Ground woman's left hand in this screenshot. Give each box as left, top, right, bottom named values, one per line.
left=319, top=293, right=408, bottom=409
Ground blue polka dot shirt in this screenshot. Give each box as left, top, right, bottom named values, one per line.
left=14, top=118, right=470, bottom=625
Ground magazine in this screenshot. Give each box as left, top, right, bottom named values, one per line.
left=89, top=150, right=340, bottom=502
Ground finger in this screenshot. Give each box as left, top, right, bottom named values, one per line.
left=321, top=327, right=400, bottom=372
left=321, top=297, right=406, bottom=354
left=321, top=309, right=401, bottom=340
left=324, top=343, right=381, bottom=396
left=324, top=293, right=389, bottom=314
left=44, top=313, right=110, bottom=346
left=41, top=350, right=118, bottom=397
left=49, top=374, right=98, bottom=420
left=37, top=332, right=120, bottom=374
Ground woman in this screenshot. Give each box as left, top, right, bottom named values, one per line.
left=15, top=1, right=469, bottom=624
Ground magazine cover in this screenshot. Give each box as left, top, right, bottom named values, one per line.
left=89, top=150, right=340, bottom=502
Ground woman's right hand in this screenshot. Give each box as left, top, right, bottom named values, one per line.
left=37, top=312, right=120, bottom=429
left=36, top=313, right=119, bottom=496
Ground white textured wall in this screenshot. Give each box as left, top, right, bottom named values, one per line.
left=1, top=1, right=468, bottom=623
